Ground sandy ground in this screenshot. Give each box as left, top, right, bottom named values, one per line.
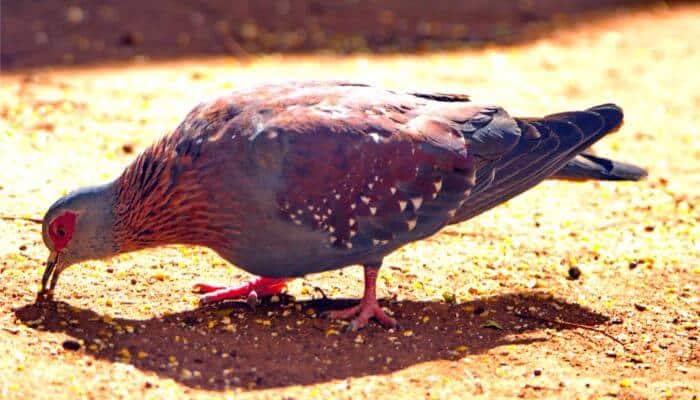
left=1, top=4, right=698, bottom=400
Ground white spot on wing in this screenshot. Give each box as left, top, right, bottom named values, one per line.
left=399, top=200, right=407, bottom=211
left=390, top=187, right=397, bottom=195
left=411, top=197, right=423, bottom=210
left=370, top=206, right=377, bottom=215
left=361, top=196, right=370, bottom=204
left=368, top=132, right=382, bottom=143
left=434, top=179, right=443, bottom=192
left=407, top=219, right=417, bottom=231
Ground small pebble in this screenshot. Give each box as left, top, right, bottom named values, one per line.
left=567, top=266, right=581, bottom=280
left=634, top=303, right=647, bottom=311
left=62, top=339, right=81, bottom=351
left=533, top=368, right=542, bottom=376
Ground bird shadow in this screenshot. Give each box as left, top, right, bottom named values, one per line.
left=14, top=291, right=609, bottom=391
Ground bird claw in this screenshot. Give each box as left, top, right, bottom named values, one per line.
left=325, top=301, right=398, bottom=331
left=246, top=290, right=259, bottom=309
left=193, top=278, right=289, bottom=306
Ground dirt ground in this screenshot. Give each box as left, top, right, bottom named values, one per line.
left=0, top=4, right=698, bottom=400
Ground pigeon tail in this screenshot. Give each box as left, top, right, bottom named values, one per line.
left=547, top=104, right=646, bottom=181
left=452, top=103, right=640, bottom=223
left=551, top=152, right=647, bottom=181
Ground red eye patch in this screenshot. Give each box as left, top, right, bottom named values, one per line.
left=48, top=212, right=76, bottom=251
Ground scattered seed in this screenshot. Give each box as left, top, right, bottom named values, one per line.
left=481, top=320, right=503, bottom=330
left=442, top=291, right=456, bottom=303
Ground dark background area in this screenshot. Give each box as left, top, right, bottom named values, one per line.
left=1, top=0, right=677, bottom=70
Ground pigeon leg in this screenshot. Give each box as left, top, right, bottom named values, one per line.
left=193, top=277, right=290, bottom=305
left=324, top=264, right=397, bottom=331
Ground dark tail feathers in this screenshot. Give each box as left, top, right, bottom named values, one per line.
left=547, top=103, right=647, bottom=182
left=551, top=152, right=648, bottom=181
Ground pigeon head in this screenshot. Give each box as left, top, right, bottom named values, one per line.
left=40, top=183, right=118, bottom=295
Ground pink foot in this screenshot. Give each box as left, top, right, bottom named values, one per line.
left=193, top=277, right=289, bottom=306
left=323, top=264, right=398, bottom=331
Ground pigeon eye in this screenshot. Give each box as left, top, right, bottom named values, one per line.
left=48, top=212, right=77, bottom=250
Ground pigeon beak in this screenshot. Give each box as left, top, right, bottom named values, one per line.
left=40, top=251, right=61, bottom=297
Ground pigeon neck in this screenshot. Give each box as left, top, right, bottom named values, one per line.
left=111, top=139, right=217, bottom=253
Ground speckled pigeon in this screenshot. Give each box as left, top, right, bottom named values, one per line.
left=40, top=81, right=646, bottom=330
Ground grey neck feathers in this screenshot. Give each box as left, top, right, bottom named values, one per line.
left=44, top=182, right=118, bottom=263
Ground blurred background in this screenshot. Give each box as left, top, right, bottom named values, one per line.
left=1, top=0, right=683, bottom=69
